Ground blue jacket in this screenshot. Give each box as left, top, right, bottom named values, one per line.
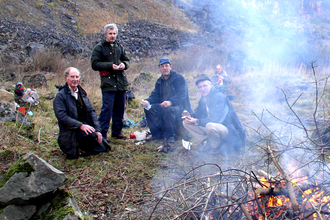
left=146, top=70, right=192, bottom=114
left=53, top=84, right=100, bottom=158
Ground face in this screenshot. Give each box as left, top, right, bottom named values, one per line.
left=158, top=63, right=172, bottom=79
left=104, top=28, right=117, bottom=43
left=216, top=65, right=223, bottom=74
left=197, top=80, right=212, bottom=97
left=65, top=69, right=80, bottom=91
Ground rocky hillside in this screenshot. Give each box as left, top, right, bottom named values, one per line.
left=0, top=0, right=202, bottom=78
left=1, top=0, right=330, bottom=80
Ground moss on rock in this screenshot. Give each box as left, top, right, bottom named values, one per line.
left=41, top=189, right=82, bottom=220
left=0, top=157, right=34, bottom=188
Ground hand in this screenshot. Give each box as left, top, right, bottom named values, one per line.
left=96, top=132, right=102, bottom=143
left=80, top=124, right=95, bottom=135
left=118, top=63, right=125, bottom=70
left=113, top=63, right=125, bottom=70
left=140, top=100, right=148, bottom=108
left=181, top=110, right=191, bottom=119
left=160, top=101, right=172, bottom=108
left=184, top=116, right=197, bottom=125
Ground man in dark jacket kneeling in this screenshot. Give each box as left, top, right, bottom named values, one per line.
left=182, top=76, right=245, bottom=154
left=53, top=67, right=110, bottom=159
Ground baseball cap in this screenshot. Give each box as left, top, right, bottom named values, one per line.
left=159, top=58, right=171, bottom=66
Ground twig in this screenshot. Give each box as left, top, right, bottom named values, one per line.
left=200, top=186, right=215, bottom=220
left=38, top=128, right=41, bottom=143
left=219, top=192, right=253, bottom=220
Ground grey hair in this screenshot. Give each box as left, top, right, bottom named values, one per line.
left=64, top=67, right=80, bottom=77
left=104, top=23, right=118, bottom=34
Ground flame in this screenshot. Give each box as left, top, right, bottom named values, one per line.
left=246, top=173, right=330, bottom=220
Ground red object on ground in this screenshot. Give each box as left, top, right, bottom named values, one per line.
left=130, top=133, right=135, bottom=139
left=17, top=107, right=25, bottom=115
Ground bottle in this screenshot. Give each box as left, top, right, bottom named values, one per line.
left=134, top=131, right=148, bottom=141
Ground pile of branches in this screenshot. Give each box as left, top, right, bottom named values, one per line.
left=144, top=62, right=330, bottom=219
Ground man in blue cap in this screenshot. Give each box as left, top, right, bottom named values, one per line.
left=141, top=58, right=192, bottom=146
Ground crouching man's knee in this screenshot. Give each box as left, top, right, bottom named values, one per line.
left=205, top=123, right=228, bottom=139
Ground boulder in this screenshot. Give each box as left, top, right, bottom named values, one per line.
left=0, top=205, right=36, bottom=220
left=0, top=153, right=83, bottom=219
left=0, top=152, right=67, bottom=206
left=26, top=43, right=45, bottom=57
left=22, top=73, right=48, bottom=89
left=0, top=89, right=14, bottom=103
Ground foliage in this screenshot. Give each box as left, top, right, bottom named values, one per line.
left=23, top=48, right=65, bottom=73
left=0, top=156, right=34, bottom=188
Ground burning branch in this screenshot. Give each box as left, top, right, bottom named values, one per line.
left=267, top=145, right=299, bottom=210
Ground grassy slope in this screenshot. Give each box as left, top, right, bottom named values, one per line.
left=2, top=49, right=328, bottom=218
left=0, top=0, right=196, bottom=34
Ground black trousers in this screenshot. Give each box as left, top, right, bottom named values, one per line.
left=144, top=104, right=180, bottom=139
left=76, top=130, right=107, bottom=154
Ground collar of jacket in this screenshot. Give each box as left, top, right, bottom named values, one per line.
left=157, top=70, right=178, bottom=84
left=63, top=83, right=87, bottom=97
left=102, top=39, right=118, bottom=46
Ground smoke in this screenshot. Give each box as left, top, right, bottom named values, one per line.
left=149, top=0, right=330, bottom=199
left=186, top=0, right=330, bottom=69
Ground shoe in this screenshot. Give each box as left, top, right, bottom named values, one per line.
left=157, top=144, right=173, bottom=153
left=66, top=154, right=78, bottom=160
left=146, top=135, right=163, bottom=142
left=102, top=139, right=111, bottom=151
left=166, top=137, right=175, bottom=144
left=111, top=133, right=127, bottom=139
left=199, top=138, right=212, bottom=152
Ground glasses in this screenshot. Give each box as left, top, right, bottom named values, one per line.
left=159, top=64, right=171, bottom=68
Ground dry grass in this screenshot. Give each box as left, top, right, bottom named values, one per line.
left=0, top=0, right=197, bottom=35
left=2, top=47, right=330, bottom=218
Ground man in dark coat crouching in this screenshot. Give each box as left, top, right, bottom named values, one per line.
left=53, top=67, right=110, bottom=159
left=182, top=76, right=245, bottom=154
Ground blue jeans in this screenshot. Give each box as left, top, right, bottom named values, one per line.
left=98, top=91, right=126, bottom=139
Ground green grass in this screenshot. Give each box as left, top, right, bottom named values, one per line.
left=1, top=48, right=330, bottom=218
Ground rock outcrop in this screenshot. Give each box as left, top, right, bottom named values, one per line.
left=0, top=153, right=82, bottom=220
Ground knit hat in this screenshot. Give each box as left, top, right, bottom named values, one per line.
left=195, top=75, right=212, bottom=85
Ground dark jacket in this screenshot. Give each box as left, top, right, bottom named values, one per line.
left=53, top=84, right=101, bottom=158
left=146, top=70, right=192, bottom=114
left=193, top=87, right=245, bottom=149
left=91, top=40, right=130, bottom=92
left=211, top=70, right=232, bottom=95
